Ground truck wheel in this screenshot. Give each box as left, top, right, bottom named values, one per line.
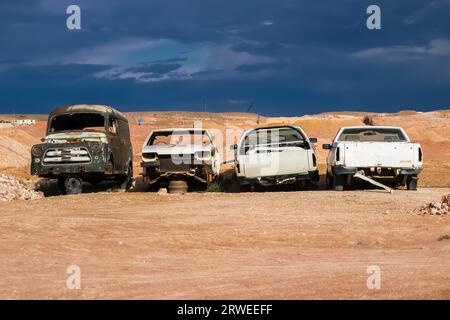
left=407, top=175, right=418, bottom=191
left=120, top=163, right=133, bottom=190
left=168, top=180, right=188, bottom=194
left=64, top=176, right=83, bottom=195
left=333, top=173, right=344, bottom=191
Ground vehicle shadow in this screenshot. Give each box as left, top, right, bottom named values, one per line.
left=35, top=178, right=126, bottom=197
left=35, top=173, right=402, bottom=196
left=222, top=171, right=402, bottom=193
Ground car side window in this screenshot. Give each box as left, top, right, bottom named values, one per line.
left=108, top=117, right=119, bottom=134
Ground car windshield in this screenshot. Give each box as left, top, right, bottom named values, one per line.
left=148, top=130, right=212, bottom=146
left=338, top=128, right=407, bottom=142
left=49, top=113, right=105, bottom=133
left=244, top=127, right=306, bottom=147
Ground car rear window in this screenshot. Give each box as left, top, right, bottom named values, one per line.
left=244, top=127, right=306, bottom=147
left=338, top=128, right=407, bottom=142
left=148, top=130, right=212, bottom=146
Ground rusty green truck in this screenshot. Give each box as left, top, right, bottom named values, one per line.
left=31, top=105, right=133, bottom=194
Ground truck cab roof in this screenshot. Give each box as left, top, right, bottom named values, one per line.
left=339, top=125, right=403, bottom=130
left=335, top=126, right=411, bottom=142
left=49, top=104, right=128, bottom=122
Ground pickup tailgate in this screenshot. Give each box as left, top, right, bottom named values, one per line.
left=342, top=142, right=418, bottom=168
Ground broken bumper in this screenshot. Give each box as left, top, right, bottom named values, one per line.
left=332, top=165, right=422, bottom=176
left=140, top=160, right=214, bottom=184
left=237, top=170, right=319, bottom=186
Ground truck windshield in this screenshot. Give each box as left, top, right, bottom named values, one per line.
left=148, top=130, right=212, bottom=146
left=244, top=127, right=306, bottom=147
left=49, top=113, right=106, bottom=133
left=338, top=128, right=407, bottom=142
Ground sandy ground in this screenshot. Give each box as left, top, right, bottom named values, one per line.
left=0, top=188, right=449, bottom=299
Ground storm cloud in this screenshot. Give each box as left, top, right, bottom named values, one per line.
left=0, top=0, right=449, bottom=115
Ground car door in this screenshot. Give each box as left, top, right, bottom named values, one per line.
left=240, top=127, right=310, bottom=178
left=108, top=116, right=124, bottom=172
left=118, top=119, right=132, bottom=169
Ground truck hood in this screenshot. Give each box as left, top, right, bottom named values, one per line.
left=142, top=144, right=212, bottom=155
left=44, top=132, right=108, bottom=144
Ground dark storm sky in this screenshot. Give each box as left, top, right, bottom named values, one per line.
left=0, top=0, right=449, bottom=116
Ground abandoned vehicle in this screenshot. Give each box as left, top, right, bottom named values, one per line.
left=323, top=126, right=423, bottom=191
left=31, top=104, right=133, bottom=194
left=231, top=125, right=319, bottom=189
left=141, top=128, right=221, bottom=193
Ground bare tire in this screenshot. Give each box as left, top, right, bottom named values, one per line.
left=64, top=176, right=83, bottom=195
left=407, top=175, right=418, bottom=191
left=168, top=180, right=188, bottom=194
left=333, top=173, right=344, bottom=191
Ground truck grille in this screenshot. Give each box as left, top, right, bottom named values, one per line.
left=43, top=147, right=91, bottom=164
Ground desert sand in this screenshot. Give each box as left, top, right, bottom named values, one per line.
left=0, top=189, right=449, bottom=299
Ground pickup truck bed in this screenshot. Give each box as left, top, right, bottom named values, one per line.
left=324, top=126, right=423, bottom=191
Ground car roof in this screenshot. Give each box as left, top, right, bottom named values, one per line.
left=144, top=128, right=213, bottom=146
left=340, top=126, right=403, bottom=130
left=336, top=126, right=410, bottom=141
left=249, top=125, right=300, bottom=130
left=242, top=125, right=307, bottom=136
left=49, top=104, right=128, bottom=122
left=151, top=128, right=210, bottom=133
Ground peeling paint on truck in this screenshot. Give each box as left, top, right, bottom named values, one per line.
left=30, top=104, right=133, bottom=194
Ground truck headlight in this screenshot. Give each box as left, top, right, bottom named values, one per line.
left=31, top=146, right=42, bottom=157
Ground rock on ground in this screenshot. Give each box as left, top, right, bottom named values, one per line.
left=416, top=194, right=450, bottom=215
left=0, top=173, right=43, bottom=201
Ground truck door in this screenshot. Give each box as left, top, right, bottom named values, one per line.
left=118, top=119, right=132, bottom=169
left=108, top=116, right=124, bottom=172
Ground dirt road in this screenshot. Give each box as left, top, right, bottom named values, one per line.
left=0, top=188, right=449, bottom=299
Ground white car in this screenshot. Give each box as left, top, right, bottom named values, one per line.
left=231, top=125, right=319, bottom=189
left=323, top=126, right=423, bottom=191
left=141, top=128, right=221, bottom=192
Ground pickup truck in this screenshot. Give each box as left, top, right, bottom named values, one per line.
left=323, top=126, right=423, bottom=191
left=231, top=125, right=319, bottom=189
